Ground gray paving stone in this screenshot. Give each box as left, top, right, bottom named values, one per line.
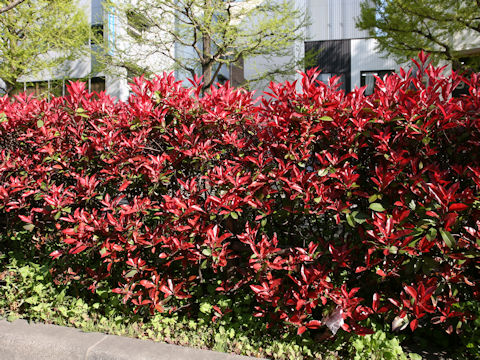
left=88, top=334, right=258, bottom=360
left=0, top=319, right=104, bottom=360
left=0, top=319, right=263, bottom=360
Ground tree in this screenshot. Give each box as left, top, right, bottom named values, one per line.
left=356, top=0, right=480, bottom=69
left=0, top=0, right=92, bottom=94
left=0, top=0, right=25, bottom=14
left=102, top=0, right=308, bottom=89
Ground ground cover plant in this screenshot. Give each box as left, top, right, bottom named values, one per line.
left=0, top=52, right=479, bottom=358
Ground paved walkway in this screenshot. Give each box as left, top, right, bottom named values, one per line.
left=0, top=319, right=262, bottom=360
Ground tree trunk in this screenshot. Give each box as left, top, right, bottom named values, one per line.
left=3, top=79, right=17, bottom=96
left=202, top=0, right=212, bottom=88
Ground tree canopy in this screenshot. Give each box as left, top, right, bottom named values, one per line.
left=102, top=0, right=307, bottom=89
left=356, top=0, right=480, bottom=69
left=0, top=0, right=25, bottom=14
left=0, top=0, right=91, bottom=94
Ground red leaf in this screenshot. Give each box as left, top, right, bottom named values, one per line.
left=160, top=285, right=173, bottom=296
left=119, top=180, right=131, bottom=192
left=18, top=214, right=32, bottom=223
left=449, top=203, right=469, bottom=212
left=376, top=269, right=387, bottom=277
left=372, top=293, right=379, bottom=312
left=404, top=285, right=417, bottom=299
left=305, top=320, right=322, bottom=329
left=70, top=244, right=87, bottom=254
left=297, top=326, right=307, bottom=335
left=49, top=250, right=62, bottom=259
left=140, top=280, right=155, bottom=288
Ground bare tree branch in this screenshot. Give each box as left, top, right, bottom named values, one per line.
left=0, top=0, right=26, bottom=14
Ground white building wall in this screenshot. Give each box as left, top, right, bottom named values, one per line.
left=243, top=0, right=307, bottom=94
left=343, top=0, right=367, bottom=39
left=328, top=0, right=342, bottom=39
left=307, top=0, right=328, bottom=40
left=244, top=50, right=297, bottom=93
left=453, top=29, right=480, bottom=52
left=350, top=38, right=400, bottom=90
left=307, top=0, right=368, bottom=41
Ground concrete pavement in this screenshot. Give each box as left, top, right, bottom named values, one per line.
left=0, top=319, right=263, bottom=360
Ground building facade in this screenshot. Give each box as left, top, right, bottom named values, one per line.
left=6, top=0, right=403, bottom=100
left=9, top=0, right=115, bottom=98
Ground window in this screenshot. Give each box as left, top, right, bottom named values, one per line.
left=91, top=24, right=104, bottom=46
left=90, top=77, right=106, bottom=94
left=126, top=10, right=151, bottom=39
left=317, top=73, right=346, bottom=91
left=360, top=70, right=394, bottom=95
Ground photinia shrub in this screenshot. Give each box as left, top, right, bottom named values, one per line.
left=1, top=52, right=479, bottom=339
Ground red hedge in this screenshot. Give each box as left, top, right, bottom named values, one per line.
left=1, top=53, right=479, bottom=336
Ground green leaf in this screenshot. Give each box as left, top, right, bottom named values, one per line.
left=439, top=229, right=455, bottom=248
left=7, top=314, right=19, bottom=322
left=202, top=248, right=212, bottom=256
left=408, top=200, right=416, bottom=211
left=199, top=302, right=212, bottom=314
left=317, top=168, right=329, bottom=177
left=125, top=269, right=137, bottom=278
left=346, top=213, right=355, bottom=227
left=25, top=296, right=38, bottom=304
left=23, top=224, right=35, bottom=232
left=352, top=211, right=368, bottom=224
left=319, top=116, right=333, bottom=121
left=230, top=211, right=238, bottom=220
left=426, top=228, right=437, bottom=241
left=37, top=120, right=44, bottom=128
left=369, top=203, right=386, bottom=212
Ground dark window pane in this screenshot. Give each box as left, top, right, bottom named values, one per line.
left=360, top=70, right=394, bottom=95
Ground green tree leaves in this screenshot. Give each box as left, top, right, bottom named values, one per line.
left=100, top=0, right=308, bottom=90
left=356, top=0, right=480, bottom=67
left=0, top=0, right=91, bottom=94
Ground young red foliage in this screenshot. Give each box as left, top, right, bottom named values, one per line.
left=1, top=55, right=480, bottom=336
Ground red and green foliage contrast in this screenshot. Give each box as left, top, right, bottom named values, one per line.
left=1, top=53, right=479, bottom=339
